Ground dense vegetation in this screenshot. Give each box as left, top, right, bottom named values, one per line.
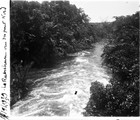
left=10, top=1, right=95, bottom=106
left=10, top=1, right=139, bottom=115
left=90, top=22, right=113, bottom=40
left=84, top=12, right=139, bottom=116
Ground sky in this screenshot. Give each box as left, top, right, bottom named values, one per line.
left=70, top=0, right=139, bottom=22
left=27, top=0, right=139, bottom=22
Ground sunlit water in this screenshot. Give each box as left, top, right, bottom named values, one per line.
left=11, top=42, right=110, bottom=117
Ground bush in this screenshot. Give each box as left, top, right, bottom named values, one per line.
left=83, top=81, right=107, bottom=116
left=10, top=61, right=33, bottom=106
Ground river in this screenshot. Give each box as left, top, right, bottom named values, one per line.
left=11, top=42, right=110, bottom=117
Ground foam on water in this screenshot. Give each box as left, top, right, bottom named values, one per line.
left=11, top=42, right=110, bottom=117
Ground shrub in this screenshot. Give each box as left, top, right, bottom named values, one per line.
left=10, top=61, right=33, bottom=106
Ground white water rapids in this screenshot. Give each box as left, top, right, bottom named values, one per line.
left=11, top=42, right=110, bottom=117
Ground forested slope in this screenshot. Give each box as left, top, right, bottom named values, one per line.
left=11, top=1, right=95, bottom=67
left=84, top=12, right=139, bottom=116
left=10, top=1, right=95, bottom=106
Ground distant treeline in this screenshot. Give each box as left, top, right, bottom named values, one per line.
left=84, top=12, right=139, bottom=116
left=10, top=1, right=96, bottom=68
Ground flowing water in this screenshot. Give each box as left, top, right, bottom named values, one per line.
left=11, top=42, right=110, bottom=117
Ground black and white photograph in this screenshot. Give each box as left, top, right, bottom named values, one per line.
left=0, top=0, right=139, bottom=119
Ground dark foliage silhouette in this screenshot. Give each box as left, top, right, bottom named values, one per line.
left=84, top=12, right=139, bottom=116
